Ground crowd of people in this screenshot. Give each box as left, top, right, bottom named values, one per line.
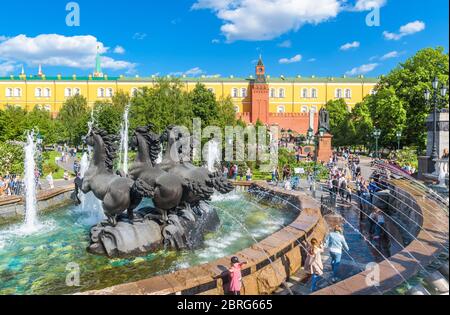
left=0, top=174, right=24, bottom=196
left=222, top=164, right=253, bottom=182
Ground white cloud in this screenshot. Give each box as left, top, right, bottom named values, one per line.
left=170, top=67, right=205, bottom=77
left=278, top=40, right=292, bottom=48
left=383, top=20, right=426, bottom=40
left=0, top=61, right=18, bottom=76
left=279, top=54, right=302, bottom=64
left=133, top=32, right=147, bottom=40
left=340, top=41, right=360, bottom=50
left=0, top=34, right=136, bottom=74
left=308, top=58, right=317, bottom=62
left=192, top=0, right=343, bottom=41
left=380, top=50, right=399, bottom=60
left=113, top=45, right=125, bottom=54
left=0, top=35, right=8, bottom=42
left=211, top=39, right=220, bottom=44
left=352, top=0, right=387, bottom=11
left=345, top=63, right=378, bottom=76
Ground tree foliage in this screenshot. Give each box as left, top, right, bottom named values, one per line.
left=57, top=95, right=90, bottom=145
left=375, top=47, right=449, bottom=150
left=325, top=98, right=352, bottom=147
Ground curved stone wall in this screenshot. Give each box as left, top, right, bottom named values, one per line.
left=313, top=179, right=449, bottom=295
left=82, top=181, right=327, bottom=295
left=0, top=185, right=75, bottom=224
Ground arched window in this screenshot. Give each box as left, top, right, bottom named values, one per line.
left=35, top=88, right=42, bottom=97
left=6, top=88, right=13, bottom=97
left=345, top=89, right=352, bottom=99
left=232, top=88, right=239, bottom=98
left=98, top=88, right=105, bottom=98
left=335, top=89, right=343, bottom=98
left=302, top=88, right=308, bottom=98
left=131, top=88, right=138, bottom=96
left=311, top=88, right=318, bottom=99
left=240, top=88, right=247, bottom=98
left=277, top=105, right=285, bottom=113
left=301, top=106, right=308, bottom=113
left=106, top=88, right=113, bottom=97
left=43, top=88, right=51, bottom=97
left=234, top=106, right=240, bottom=113
left=13, top=88, right=21, bottom=97
left=370, top=89, right=376, bottom=96
left=65, top=88, right=72, bottom=97
left=73, top=88, right=80, bottom=95
left=279, top=88, right=285, bottom=98
left=311, top=106, right=318, bottom=113
left=270, top=88, right=276, bottom=98
left=207, top=88, right=215, bottom=94
left=44, top=104, right=51, bottom=112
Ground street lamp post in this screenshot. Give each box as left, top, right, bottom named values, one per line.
left=424, top=77, right=448, bottom=172
left=396, top=130, right=402, bottom=151
left=372, top=129, right=381, bottom=159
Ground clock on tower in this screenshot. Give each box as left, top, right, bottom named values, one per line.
left=256, top=56, right=266, bottom=83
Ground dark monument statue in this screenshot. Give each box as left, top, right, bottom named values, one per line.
left=80, top=125, right=234, bottom=258
left=319, top=108, right=330, bottom=133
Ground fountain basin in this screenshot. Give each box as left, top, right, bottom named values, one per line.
left=313, top=179, right=449, bottom=295
left=0, top=182, right=324, bottom=295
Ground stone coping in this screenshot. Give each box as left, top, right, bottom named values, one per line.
left=0, top=184, right=75, bottom=207
left=313, top=179, right=449, bottom=295
left=81, top=181, right=325, bottom=295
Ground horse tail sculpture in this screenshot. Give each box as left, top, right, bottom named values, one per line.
left=209, top=172, right=235, bottom=194
left=131, top=178, right=155, bottom=199
left=182, top=178, right=214, bottom=201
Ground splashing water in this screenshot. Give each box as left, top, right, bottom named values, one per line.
left=22, top=131, right=39, bottom=233
left=76, top=151, right=105, bottom=224
left=119, top=104, right=130, bottom=175
left=206, top=139, right=220, bottom=172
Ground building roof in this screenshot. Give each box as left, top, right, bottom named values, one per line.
left=0, top=75, right=380, bottom=84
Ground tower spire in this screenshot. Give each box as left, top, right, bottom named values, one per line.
left=38, top=64, right=43, bottom=77
left=93, top=45, right=104, bottom=78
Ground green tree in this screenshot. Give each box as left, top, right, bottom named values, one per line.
left=130, top=79, right=193, bottom=133
left=25, top=107, right=59, bottom=145
left=57, top=95, right=90, bottom=145
left=93, top=101, right=123, bottom=135
left=365, top=87, right=407, bottom=149
left=0, top=142, right=24, bottom=175
left=0, top=106, right=28, bottom=142
left=190, top=83, right=219, bottom=126
left=350, top=101, right=373, bottom=148
left=325, top=99, right=351, bottom=147
left=376, top=47, right=449, bottom=150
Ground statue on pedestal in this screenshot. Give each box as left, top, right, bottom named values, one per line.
left=319, top=108, right=330, bottom=133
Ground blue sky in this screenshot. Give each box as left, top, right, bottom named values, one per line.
left=0, top=0, right=448, bottom=78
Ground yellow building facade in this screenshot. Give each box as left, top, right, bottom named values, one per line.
left=0, top=74, right=378, bottom=117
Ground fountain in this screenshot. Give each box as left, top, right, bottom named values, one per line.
left=22, top=131, right=39, bottom=233
left=206, top=139, right=220, bottom=172
left=80, top=125, right=234, bottom=258
left=118, top=104, right=130, bottom=175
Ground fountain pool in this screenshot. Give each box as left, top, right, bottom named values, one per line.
left=0, top=190, right=296, bottom=295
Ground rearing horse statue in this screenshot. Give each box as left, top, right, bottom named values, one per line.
left=81, top=127, right=141, bottom=225
left=128, top=126, right=185, bottom=221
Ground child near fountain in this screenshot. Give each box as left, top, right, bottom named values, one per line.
left=228, top=256, right=247, bottom=295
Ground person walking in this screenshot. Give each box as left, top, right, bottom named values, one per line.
left=325, top=226, right=349, bottom=282
left=245, top=168, right=252, bottom=181
left=304, top=238, right=324, bottom=292
left=46, top=172, right=54, bottom=189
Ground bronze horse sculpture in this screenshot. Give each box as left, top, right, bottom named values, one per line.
left=81, top=125, right=235, bottom=258
left=128, top=126, right=185, bottom=221
left=81, top=127, right=142, bottom=225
